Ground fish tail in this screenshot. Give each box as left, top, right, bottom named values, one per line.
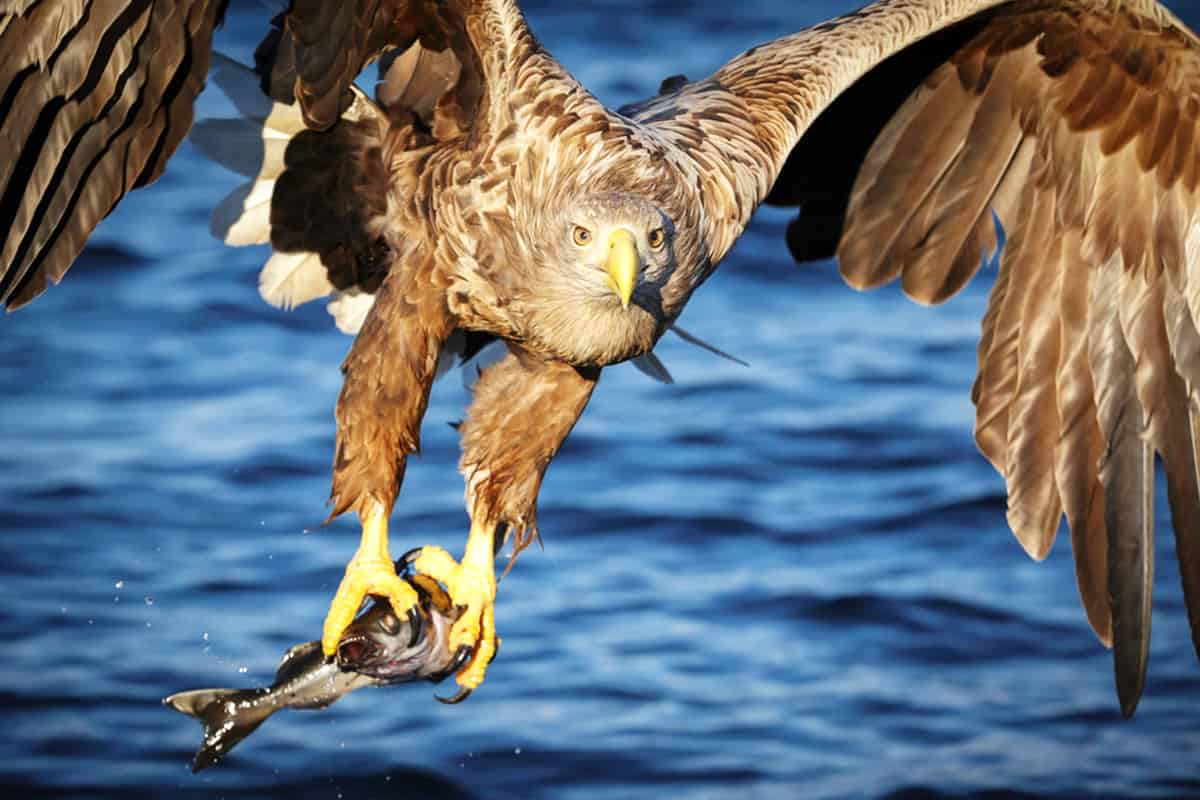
left=163, top=687, right=274, bottom=772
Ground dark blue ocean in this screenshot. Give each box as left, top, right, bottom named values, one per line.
left=3, top=1, right=1199, bottom=797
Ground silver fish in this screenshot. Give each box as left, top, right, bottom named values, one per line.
left=164, top=574, right=469, bottom=771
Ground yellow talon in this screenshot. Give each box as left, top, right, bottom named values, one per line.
left=321, top=505, right=419, bottom=656
left=410, top=523, right=499, bottom=695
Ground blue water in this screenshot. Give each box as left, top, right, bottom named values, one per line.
left=3, top=1, right=1200, bottom=797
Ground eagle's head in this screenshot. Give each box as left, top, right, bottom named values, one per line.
left=517, top=192, right=682, bottom=366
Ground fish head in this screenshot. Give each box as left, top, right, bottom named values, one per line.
left=336, top=574, right=462, bottom=683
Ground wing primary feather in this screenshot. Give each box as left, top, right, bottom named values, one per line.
left=1003, top=189, right=1064, bottom=561
left=1163, top=289, right=1200, bottom=660
left=1123, top=265, right=1200, bottom=671
left=1184, top=408, right=1200, bottom=660
left=972, top=159, right=1042, bottom=476
left=1090, top=256, right=1154, bottom=718
left=1125, top=267, right=1200, bottom=666
left=1054, top=231, right=1110, bottom=645
left=1103, top=407, right=1155, bottom=719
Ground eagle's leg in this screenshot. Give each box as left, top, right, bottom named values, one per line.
left=405, top=348, right=599, bottom=696
left=319, top=273, right=454, bottom=657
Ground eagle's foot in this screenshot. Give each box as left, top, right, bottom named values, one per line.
left=322, top=556, right=420, bottom=656
left=321, top=505, right=419, bottom=657
left=404, top=544, right=498, bottom=702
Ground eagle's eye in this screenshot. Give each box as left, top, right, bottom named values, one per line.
left=647, top=227, right=666, bottom=250
left=572, top=225, right=592, bottom=247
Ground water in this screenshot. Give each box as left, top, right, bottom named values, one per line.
left=2, top=1, right=1199, bottom=797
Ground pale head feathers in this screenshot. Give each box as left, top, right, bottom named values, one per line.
left=510, top=192, right=678, bottom=365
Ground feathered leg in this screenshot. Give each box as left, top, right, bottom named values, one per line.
left=321, top=271, right=453, bottom=656
left=408, top=348, right=600, bottom=699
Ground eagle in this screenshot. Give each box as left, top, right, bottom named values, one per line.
left=3, top=0, right=1199, bottom=715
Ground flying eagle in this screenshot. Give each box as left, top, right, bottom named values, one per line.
left=3, top=0, right=1199, bottom=715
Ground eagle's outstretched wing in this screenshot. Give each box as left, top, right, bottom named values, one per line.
left=631, top=0, right=1200, bottom=716
left=0, top=0, right=229, bottom=309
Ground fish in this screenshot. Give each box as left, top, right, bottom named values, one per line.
left=164, top=572, right=470, bottom=771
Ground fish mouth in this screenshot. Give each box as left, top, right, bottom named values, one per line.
left=335, top=570, right=463, bottom=681
left=336, top=633, right=384, bottom=668
left=339, top=632, right=439, bottom=680
left=335, top=601, right=446, bottom=680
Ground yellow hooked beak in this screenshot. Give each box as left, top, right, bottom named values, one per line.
left=605, top=228, right=639, bottom=309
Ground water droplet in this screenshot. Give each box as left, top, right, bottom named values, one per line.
left=114, top=580, right=124, bottom=590
left=514, top=747, right=522, bottom=755
left=87, top=619, right=94, bottom=625
left=60, top=606, right=67, bottom=614
left=145, top=622, right=152, bottom=628
left=144, top=596, right=154, bottom=606
left=237, top=666, right=248, bottom=674
left=202, top=632, right=209, bottom=641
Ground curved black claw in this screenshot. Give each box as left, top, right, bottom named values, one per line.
left=435, top=686, right=474, bottom=705
left=396, top=547, right=424, bottom=573
left=406, top=605, right=423, bottom=649
left=430, top=644, right=474, bottom=686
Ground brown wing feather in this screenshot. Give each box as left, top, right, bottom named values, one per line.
left=638, top=0, right=1200, bottom=713
left=1002, top=187, right=1064, bottom=560
left=1054, top=231, right=1112, bottom=645
left=830, top=4, right=1200, bottom=713
left=1164, top=289, right=1200, bottom=657
left=970, top=142, right=1036, bottom=478
left=836, top=67, right=984, bottom=293
left=0, top=0, right=228, bottom=310
left=1124, top=269, right=1200, bottom=679
left=1091, top=255, right=1155, bottom=718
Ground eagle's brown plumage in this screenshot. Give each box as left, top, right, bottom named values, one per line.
left=3, top=0, right=1200, bottom=714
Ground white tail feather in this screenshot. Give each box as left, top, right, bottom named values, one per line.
left=210, top=179, right=275, bottom=246
left=191, top=118, right=290, bottom=179
left=327, top=292, right=377, bottom=335
left=259, top=251, right=335, bottom=310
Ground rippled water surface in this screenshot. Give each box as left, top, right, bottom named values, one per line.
left=3, top=1, right=1200, bottom=798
